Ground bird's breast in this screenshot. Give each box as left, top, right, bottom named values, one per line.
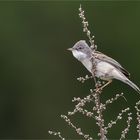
left=72, top=50, right=87, bottom=61
left=81, top=58, right=92, bottom=73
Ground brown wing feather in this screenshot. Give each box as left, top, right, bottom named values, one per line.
left=94, top=51, right=130, bottom=78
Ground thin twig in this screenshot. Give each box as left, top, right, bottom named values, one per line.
left=61, top=115, right=93, bottom=140
left=79, top=4, right=97, bottom=50
left=104, top=107, right=130, bottom=134
left=120, top=112, right=132, bottom=140
left=48, top=130, right=65, bottom=140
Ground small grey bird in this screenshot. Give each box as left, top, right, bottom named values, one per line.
left=67, top=40, right=140, bottom=94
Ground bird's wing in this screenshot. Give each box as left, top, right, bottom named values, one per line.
left=93, top=51, right=130, bottom=78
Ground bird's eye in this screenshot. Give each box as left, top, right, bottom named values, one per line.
left=78, top=46, right=82, bottom=50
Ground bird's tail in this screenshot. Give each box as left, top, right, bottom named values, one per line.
left=123, top=78, right=140, bottom=94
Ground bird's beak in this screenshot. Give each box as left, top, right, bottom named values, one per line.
left=67, top=48, right=73, bottom=51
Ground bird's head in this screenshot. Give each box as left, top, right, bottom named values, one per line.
left=67, top=40, right=92, bottom=61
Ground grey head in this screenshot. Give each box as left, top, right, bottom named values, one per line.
left=67, top=40, right=92, bottom=61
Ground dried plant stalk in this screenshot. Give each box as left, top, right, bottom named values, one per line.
left=135, top=100, right=140, bottom=139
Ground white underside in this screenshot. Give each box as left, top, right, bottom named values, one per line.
left=82, top=59, right=124, bottom=81
left=72, top=50, right=87, bottom=61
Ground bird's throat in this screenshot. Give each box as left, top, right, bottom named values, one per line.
left=72, top=50, right=87, bottom=61
left=81, top=58, right=92, bottom=73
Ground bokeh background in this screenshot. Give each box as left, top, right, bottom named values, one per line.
left=0, top=1, right=140, bottom=139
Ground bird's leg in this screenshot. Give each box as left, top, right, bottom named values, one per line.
left=100, top=80, right=112, bottom=89
left=95, top=80, right=112, bottom=93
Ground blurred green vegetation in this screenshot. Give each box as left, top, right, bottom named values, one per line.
left=0, top=1, right=140, bottom=139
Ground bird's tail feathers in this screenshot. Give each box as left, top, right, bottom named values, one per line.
left=124, top=78, right=140, bottom=94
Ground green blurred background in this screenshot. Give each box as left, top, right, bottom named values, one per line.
left=0, top=1, right=140, bottom=139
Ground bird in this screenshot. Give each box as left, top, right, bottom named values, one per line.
left=67, top=40, right=140, bottom=94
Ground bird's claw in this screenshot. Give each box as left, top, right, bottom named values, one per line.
left=94, top=87, right=103, bottom=93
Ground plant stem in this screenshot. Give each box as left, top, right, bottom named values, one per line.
left=96, top=93, right=106, bottom=140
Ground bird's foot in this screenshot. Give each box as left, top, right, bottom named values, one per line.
left=94, top=87, right=103, bottom=93
left=94, top=80, right=112, bottom=93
